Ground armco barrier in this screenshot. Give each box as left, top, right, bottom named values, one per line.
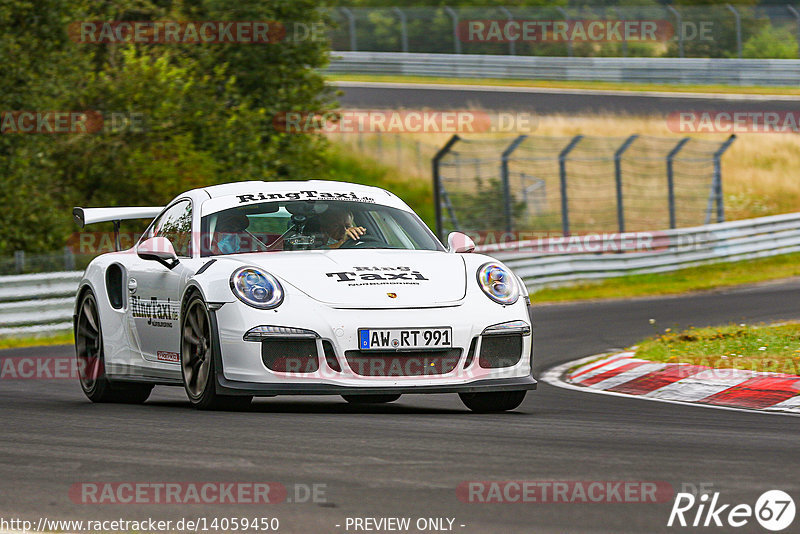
left=0, top=272, right=81, bottom=337
left=1, top=212, right=799, bottom=337
left=329, top=52, right=800, bottom=86
left=479, top=212, right=800, bottom=289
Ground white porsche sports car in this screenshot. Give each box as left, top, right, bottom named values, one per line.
left=72, top=181, right=535, bottom=411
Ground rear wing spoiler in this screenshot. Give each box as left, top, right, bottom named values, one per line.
left=73, top=206, right=163, bottom=251
left=72, top=206, right=163, bottom=228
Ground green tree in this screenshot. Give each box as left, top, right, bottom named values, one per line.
left=0, top=0, right=336, bottom=255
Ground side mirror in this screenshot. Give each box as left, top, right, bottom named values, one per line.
left=447, top=232, right=475, bottom=253
left=137, top=236, right=179, bottom=269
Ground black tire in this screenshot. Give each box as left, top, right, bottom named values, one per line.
left=342, top=394, right=401, bottom=404
left=459, top=390, right=527, bottom=413
left=76, top=290, right=153, bottom=404
left=181, top=294, right=252, bottom=411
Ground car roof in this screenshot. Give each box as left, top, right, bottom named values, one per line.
left=188, top=180, right=410, bottom=215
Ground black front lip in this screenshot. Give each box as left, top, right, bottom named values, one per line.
left=215, top=374, right=537, bottom=397
left=209, top=310, right=537, bottom=397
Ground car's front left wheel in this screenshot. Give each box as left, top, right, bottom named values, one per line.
left=181, top=295, right=252, bottom=411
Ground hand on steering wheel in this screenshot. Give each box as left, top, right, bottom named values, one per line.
left=339, top=230, right=382, bottom=248
left=343, top=226, right=366, bottom=242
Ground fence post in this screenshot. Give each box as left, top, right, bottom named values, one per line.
left=395, top=134, right=403, bottom=170
left=725, top=4, right=742, bottom=59
left=612, top=7, right=628, bottom=57
left=499, top=7, right=516, bottom=55
left=614, top=134, right=638, bottom=234
left=788, top=5, right=800, bottom=59
left=392, top=7, right=409, bottom=53
left=666, top=5, right=684, bottom=58
left=713, top=134, right=736, bottom=223
left=558, top=135, right=583, bottom=236
left=556, top=7, right=574, bottom=57
left=500, top=135, right=528, bottom=234
left=339, top=7, right=357, bottom=51
left=443, top=6, right=462, bottom=54
left=64, top=247, right=75, bottom=271
left=14, top=250, right=25, bottom=273
left=432, top=134, right=461, bottom=240
left=666, top=137, right=691, bottom=229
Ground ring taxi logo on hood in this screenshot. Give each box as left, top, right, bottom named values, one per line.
left=326, top=266, right=429, bottom=286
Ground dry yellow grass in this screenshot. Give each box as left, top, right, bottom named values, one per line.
left=331, top=112, right=800, bottom=221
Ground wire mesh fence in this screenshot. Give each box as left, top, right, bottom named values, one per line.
left=433, top=134, right=735, bottom=240
left=332, top=131, right=439, bottom=178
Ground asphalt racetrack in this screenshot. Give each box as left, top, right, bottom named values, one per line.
left=335, top=80, right=800, bottom=115
left=2, top=280, right=800, bottom=533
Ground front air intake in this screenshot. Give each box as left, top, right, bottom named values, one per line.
left=478, top=334, right=523, bottom=369
left=261, top=339, right=319, bottom=373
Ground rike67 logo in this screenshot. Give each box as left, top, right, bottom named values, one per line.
left=668, top=490, right=795, bottom=531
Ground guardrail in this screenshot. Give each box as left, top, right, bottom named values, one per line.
left=0, top=272, right=80, bottom=337
left=1, top=211, right=799, bottom=338
left=329, top=52, right=800, bottom=86
left=479, top=212, right=800, bottom=289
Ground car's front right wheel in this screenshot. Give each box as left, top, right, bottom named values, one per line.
left=459, top=390, right=526, bottom=413
left=181, top=294, right=252, bottom=411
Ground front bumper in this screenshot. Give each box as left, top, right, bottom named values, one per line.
left=209, top=293, right=535, bottom=396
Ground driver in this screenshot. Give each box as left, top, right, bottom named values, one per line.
left=211, top=210, right=250, bottom=254
left=318, top=208, right=366, bottom=249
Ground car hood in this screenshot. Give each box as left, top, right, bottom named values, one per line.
left=231, top=249, right=467, bottom=308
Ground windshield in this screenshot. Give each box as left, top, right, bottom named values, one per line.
left=200, top=200, right=443, bottom=256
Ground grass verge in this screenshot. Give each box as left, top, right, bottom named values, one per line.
left=329, top=73, right=800, bottom=97
left=533, top=252, right=800, bottom=303
left=0, top=332, right=74, bottom=350
left=635, top=322, right=800, bottom=376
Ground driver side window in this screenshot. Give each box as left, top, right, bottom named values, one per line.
left=152, top=200, right=192, bottom=257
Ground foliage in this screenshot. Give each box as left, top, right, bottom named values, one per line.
left=0, top=0, right=335, bottom=255
left=743, top=24, right=798, bottom=59
left=447, top=177, right=526, bottom=234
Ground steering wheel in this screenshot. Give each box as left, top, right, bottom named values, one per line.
left=339, top=234, right=383, bottom=249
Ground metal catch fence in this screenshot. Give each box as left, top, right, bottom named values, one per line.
left=433, top=134, right=735, bottom=240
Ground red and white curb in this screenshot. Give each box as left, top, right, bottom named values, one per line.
left=541, top=351, right=800, bottom=416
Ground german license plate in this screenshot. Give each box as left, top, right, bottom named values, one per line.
left=358, top=328, right=452, bottom=350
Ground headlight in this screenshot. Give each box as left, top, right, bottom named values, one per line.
left=477, top=262, right=519, bottom=305
left=230, top=267, right=284, bottom=309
